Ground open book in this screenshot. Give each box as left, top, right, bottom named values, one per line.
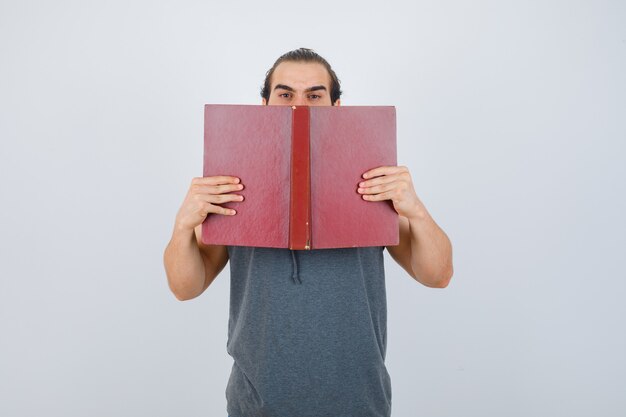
left=201, top=104, right=399, bottom=249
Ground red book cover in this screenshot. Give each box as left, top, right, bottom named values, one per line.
left=201, top=104, right=398, bottom=249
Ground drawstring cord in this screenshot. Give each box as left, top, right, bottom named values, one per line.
left=290, top=250, right=302, bottom=284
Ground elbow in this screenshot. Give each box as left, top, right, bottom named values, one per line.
left=173, top=290, right=195, bottom=302
left=416, top=264, right=454, bottom=289
left=166, top=277, right=202, bottom=302
left=169, top=281, right=203, bottom=301
left=433, top=275, right=451, bottom=288
left=435, top=264, right=454, bottom=288
left=164, top=264, right=204, bottom=302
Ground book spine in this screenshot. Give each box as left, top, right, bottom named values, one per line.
left=289, top=106, right=311, bottom=250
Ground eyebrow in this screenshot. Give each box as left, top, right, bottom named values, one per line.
left=273, top=84, right=328, bottom=93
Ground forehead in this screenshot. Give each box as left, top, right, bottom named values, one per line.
left=270, top=61, right=331, bottom=90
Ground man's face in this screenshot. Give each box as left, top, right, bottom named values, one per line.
left=263, top=61, right=340, bottom=107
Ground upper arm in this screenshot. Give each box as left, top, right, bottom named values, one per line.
left=385, top=216, right=416, bottom=279
left=193, top=224, right=229, bottom=291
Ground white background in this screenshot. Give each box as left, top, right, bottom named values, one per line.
left=1, top=0, right=625, bottom=416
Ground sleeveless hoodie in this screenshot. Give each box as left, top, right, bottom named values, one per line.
left=225, top=245, right=391, bottom=417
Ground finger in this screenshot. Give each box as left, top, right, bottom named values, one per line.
left=363, top=165, right=407, bottom=179
left=210, top=204, right=237, bottom=216
left=358, top=174, right=398, bottom=189
left=193, top=183, right=244, bottom=195
left=362, top=190, right=396, bottom=202
left=192, top=176, right=240, bottom=186
left=197, top=193, right=245, bottom=205
left=200, top=203, right=236, bottom=217
left=358, top=181, right=398, bottom=195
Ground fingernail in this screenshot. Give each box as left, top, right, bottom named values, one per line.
left=363, top=173, right=368, bottom=178
left=359, top=182, right=365, bottom=187
left=231, top=209, right=236, bottom=215
left=357, top=188, right=364, bottom=193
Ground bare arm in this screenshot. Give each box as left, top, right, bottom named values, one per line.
left=163, top=176, right=244, bottom=301
left=163, top=224, right=228, bottom=301
left=358, top=165, right=453, bottom=288
left=386, top=213, right=453, bottom=288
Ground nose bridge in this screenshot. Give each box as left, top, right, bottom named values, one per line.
left=292, top=90, right=307, bottom=106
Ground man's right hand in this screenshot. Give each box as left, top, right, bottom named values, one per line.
left=165, top=176, right=240, bottom=300
left=174, top=176, right=245, bottom=232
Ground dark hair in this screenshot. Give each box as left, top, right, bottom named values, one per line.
left=260, top=48, right=342, bottom=105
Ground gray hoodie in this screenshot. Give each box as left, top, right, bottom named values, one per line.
left=225, top=245, right=391, bottom=417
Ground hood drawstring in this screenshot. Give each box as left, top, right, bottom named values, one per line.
left=290, top=249, right=302, bottom=284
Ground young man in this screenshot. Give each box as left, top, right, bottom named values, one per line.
left=164, top=48, right=453, bottom=417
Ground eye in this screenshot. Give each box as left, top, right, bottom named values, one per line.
left=308, top=94, right=321, bottom=100
left=279, top=92, right=291, bottom=98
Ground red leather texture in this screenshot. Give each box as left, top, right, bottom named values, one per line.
left=290, top=106, right=311, bottom=250
left=201, top=104, right=398, bottom=249
left=310, top=106, right=398, bottom=248
left=202, top=105, right=291, bottom=247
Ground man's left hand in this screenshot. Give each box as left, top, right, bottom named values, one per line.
left=358, top=166, right=424, bottom=220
